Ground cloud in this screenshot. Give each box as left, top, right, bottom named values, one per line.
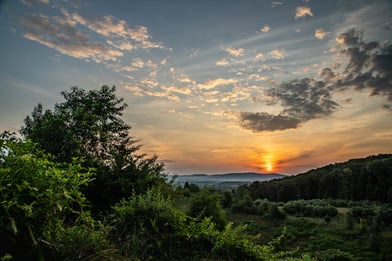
left=270, top=78, right=339, bottom=121
left=332, top=29, right=392, bottom=101
left=140, top=78, right=159, bottom=87
left=198, top=78, right=238, bottom=90
left=260, top=25, right=270, bottom=33
left=238, top=112, right=300, bottom=132
left=235, top=29, right=391, bottom=133
left=66, top=12, right=166, bottom=50
left=295, top=6, right=313, bottom=19
left=220, top=86, right=252, bottom=102
left=176, top=75, right=195, bottom=84
left=20, top=14, right=123, bottom=63
left=271, top=1, right=283, bottom=8
left=216, top=59, right=229, bottom=66
left=268, top=49, right=286, bottom=59
left=132, top=58, right=145, bottom=68
left=336, top=28, right=362, bottom=45
left=255, top=52, right=265, bottom=60
left=19, top=7, right=168, bottom=65
left=123, top=84, right=144, bottom=96
left=315, top=28, right=329, bottom=39
left=224, top=47, right=245, bottom=57
left=21, top=0, right=49, bottom=6
left=161, top=85, right=192, bottom=95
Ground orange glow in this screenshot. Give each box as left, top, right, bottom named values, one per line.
left=265, top=162, right=273, bottom=172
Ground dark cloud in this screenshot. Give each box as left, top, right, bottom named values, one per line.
left=238, top=112, right=300, bottom=132
left=270, top=78, right=338, bottom=121
left=238, top=78, right=338, bottom=132
left=334, top=29, right=392, bottom=101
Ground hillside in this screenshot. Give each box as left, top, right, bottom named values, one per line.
left=245, top=154, right=392, bottom=202
left=172, top=172, right=284, bottom=189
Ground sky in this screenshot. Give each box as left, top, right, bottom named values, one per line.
left=0, top=0, right=391, bottom=175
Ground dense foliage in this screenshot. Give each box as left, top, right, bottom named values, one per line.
left=20, top=86, right=169, bottom=212
left=245, top=154, right=392, bottom=202
left=0, top=132, right=113, bottom=260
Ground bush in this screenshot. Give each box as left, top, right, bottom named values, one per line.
left=314, top=249, right=354, bottom=260
left=188, top=188, right=227, bottom=230
left=0, top=134, right=94, bottom=259
left=110, top=190, right=186, bottom=258
left=110, top=190, right=290, bottom=260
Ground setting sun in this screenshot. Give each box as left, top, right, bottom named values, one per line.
left=265, top=162, right=273, bottom=172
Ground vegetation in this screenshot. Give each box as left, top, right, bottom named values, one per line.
left=245, top=154, right=392, bottom=202
left=1, top=85, right=391, bottom=260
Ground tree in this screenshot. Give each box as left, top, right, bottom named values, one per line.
left=20, top=86, right=169, bottom=211
left=21, top=86, right=130, bottom=166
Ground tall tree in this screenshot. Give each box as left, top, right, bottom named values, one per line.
left=21, top=86, right=168, bottom=211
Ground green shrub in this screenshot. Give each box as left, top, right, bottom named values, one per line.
left=314, top=249, right=354, bottom=260
left=110, top=190, right=186, bottom=259
left=188, top=188, right=227, bottom=230
left=0, top=135, right=94, bottom=260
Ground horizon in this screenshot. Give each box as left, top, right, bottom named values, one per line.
left=1, top=0, right=391, bottom=175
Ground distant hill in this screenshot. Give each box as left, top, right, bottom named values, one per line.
left=245, top=154, right=392, bottom=202
left=171, top=172, right=285, bottom=189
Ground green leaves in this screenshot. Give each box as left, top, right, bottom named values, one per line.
left=0, top=134, right=94, bottom=259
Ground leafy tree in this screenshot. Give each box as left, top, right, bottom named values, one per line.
left=20, top=86, right=169, bottom=212
left=21, top=86, right=131, bottom=166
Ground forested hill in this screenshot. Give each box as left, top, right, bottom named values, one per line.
left=246, top=154, right=392, bottom=203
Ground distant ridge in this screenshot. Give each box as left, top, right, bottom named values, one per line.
left=172, top=172, right=285, bottom=189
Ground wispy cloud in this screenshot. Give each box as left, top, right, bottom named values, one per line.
left=271, top=1, right=283, bottom=8
left=64, top=11, right=166, bottom=50
left=161, top=85, right=192, bottom=95
left=21, top=0, right=49, bottom=6
left=216, top=59, right=230, bottom=66
left=198, top=78, right=238, bottom=90
left=223, top=47, right=245, bottom=57
left=268, top=49, right=286, bottom=59
left=260, top=25, right=270, bottom=33
left=20, top=14, right=123, bottom=63
left=314, top=28, right=329, bottom=39
left=18, top=6, right=168, bottom=65
left=295, top=6, right=313, bottom=19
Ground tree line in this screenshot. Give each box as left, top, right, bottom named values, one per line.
left=244, top=154, right=392, bottom=203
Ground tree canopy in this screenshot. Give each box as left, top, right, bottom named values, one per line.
left=20, top=86, right=168, bottom=211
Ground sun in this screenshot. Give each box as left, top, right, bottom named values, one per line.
left=265, top=162, right=273, bottom=172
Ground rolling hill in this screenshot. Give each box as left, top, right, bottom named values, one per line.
left=171, top=172, right=285, bottom=189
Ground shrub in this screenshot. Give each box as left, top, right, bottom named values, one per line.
left=188, top=188, right=227, bottom=230
left=110, top=190, right=186, bottom=259
left=0, top=134, right=94, bottom=259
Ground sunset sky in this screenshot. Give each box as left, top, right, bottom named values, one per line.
left=0, top=0, right=391, bottom=175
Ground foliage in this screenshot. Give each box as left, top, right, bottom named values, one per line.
left=188, top=188, right=227, bottom=230
left=0, top=132, right=94, bottom=259
left=245, top=154, right=392, bottom=203
left=20, top=86, right=129, bottom=165
left=282, top=199, right=338, bottom=218
left=20, top=86, right=169, bottom=212
left=110, top=190, right=302, bottom=260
